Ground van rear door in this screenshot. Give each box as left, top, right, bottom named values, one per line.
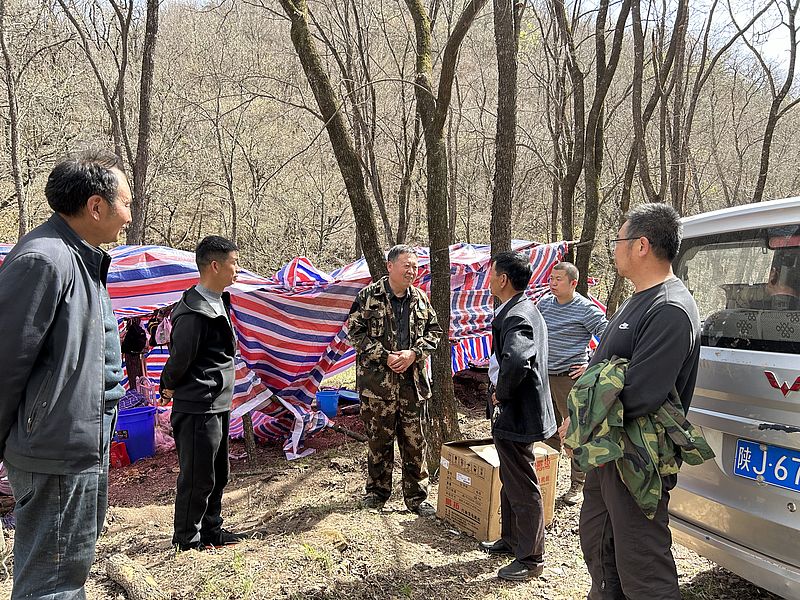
left=672, top=226, right=800, bottom=567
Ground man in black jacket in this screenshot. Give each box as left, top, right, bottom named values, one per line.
left=480, top=251, right=556, bottom=581
left=568, top=203, right=701, bottom=599
left=160, top=236, right=245, bottom=551
left=0, top=150, right=131, bottom=599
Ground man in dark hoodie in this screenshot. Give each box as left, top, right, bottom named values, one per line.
left=480, top=251, right=556, bottom=582
left=160, top=235, right=245, bottom=551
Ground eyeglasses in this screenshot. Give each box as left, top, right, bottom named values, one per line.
left=606, top=237, right=642, bottom=251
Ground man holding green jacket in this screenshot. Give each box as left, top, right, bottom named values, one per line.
left=563, top=203, right=701, bottom=600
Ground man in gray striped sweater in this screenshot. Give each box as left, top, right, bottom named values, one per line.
left=538, top=262, right=608, bottom=505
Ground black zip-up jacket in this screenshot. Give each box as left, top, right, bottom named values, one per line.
left=0, top=213, right=114, bottom=474
left=491, top=293, right=557, bottom=443
left=160, top=286, right=237, bottom=414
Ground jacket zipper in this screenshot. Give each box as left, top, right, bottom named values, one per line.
left=98, top=279, right=106, bottom=466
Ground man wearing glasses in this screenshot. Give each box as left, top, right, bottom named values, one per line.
left=563, top=203, right=701, bottom=599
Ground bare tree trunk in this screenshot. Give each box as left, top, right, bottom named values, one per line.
left=552, top=0, right=584, bottom=264
left=241, top=412, right=257, bottom=462
left=396, top=118, right=420, bottom=244
left=404, top=0, right=489, bottom=470
left=490, top=0, right=522, bottom=255
left=0, top=0, right=26, bottom=239
left=278, top=0, right=387, bottom=279
left=747, top=0, right=800, bottom=203
left=669, top=0, right=689, bottom=211
left=128, top=0, right=159, bottom=244
left=575, top=0, right=632, bottom=297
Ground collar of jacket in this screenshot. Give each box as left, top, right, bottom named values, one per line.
left=494, top=291, right=527, bottom=322
left=182, top=285, right=233, bottom=320
left=48, top=212, right=111, bottom=284
left=374, top=276, right=420, bottom=302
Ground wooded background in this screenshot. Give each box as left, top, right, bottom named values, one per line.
left=2, top=0, right=798, bottom=452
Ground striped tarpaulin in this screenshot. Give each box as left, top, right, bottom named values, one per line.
left=0, top=239, right=568, bottom=457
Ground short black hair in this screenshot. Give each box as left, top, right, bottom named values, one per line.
left=196, top=235, right=238, bottom=271
left=552, top=261, right=579, bottom=282
left=387, top=244, right=417, bottom=263
left=624, top=203, right=682, bottom=261
left=491, top=251, right=532, bottom=292
left=44, top=150, right=125, bottom=216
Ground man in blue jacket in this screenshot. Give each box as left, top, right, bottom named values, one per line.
left=0, top=150, right=131, bottom=599
left=160, top=236, right=245, bottom=551
left=481, top=251, right=556, bottom=581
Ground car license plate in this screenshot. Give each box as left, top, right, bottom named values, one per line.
left=734, top=439, right=800, bottom=493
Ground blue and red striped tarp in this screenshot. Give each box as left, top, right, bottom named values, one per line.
left=0, top=239, right=569, bottom=458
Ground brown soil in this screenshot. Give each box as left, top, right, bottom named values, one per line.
left=0, top=404, right=779, bottom=600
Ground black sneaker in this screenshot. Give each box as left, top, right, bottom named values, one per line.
left=408, top=501, right=436, bottom=517
left=497, top=559, right=544, bottom=581
left=201, top=529, right=247, bottom=548
left=361, top=494, right=385, bottom=510
left=174, top=540, right=204, bottom=552
left=479, top=539, right=514, bottom=556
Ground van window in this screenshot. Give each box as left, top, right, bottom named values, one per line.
left=676, top=226, right=800, bottom=354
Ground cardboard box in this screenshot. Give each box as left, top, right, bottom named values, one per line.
left=436, top=438, right=559, bottom=542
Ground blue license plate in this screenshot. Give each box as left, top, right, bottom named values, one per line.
left=733, top=439, right=800, bottom=493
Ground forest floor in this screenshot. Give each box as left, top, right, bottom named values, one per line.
left=0, top=371, right=780, bottom=600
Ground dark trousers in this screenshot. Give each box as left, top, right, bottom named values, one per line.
left=494, top=436, right=545, bottom=568
left=171, top=411, right=230, bottom=547
left=545, top=373, right=586, bottom=486
left=579, top=465, right=679, bottom=600
left=6, top=407, right=115, bottom=600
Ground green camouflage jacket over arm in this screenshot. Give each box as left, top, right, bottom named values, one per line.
left=564, top=358, right=715, bottom=519
left=347, top=277, right=443, bottom=400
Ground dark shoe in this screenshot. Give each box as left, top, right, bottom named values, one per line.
left=497, top=559, right=544, bottom=581
left=174, top=541, right=204, bottom=552
left=562, top=482, right=584, bottom=506
left=201, top=529, right=247, bottom=547
left=361, top=494, right=385, bottom=510
left=479, top=539, right=514, bottom=556
left=408, top=501, right=436, bottom=518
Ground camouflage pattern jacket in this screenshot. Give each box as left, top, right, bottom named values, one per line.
left=564, top=357, right=715, bottom=519
left=347, top=277, right=443, bottom=401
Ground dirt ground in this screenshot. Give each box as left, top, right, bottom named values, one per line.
left=0, top=380, right=782, bottom=599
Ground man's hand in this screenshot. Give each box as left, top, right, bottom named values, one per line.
left=159, top=389, right=174, bottom=406
left=569, top=363, right=587, bottom=380
left=558, top=416, right=572, bottom=457
left=491, top=392, right=499, bottom=406
left=387, top=350, right=416, bottom=373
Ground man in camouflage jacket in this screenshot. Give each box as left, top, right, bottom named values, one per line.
left=347, top=245, right=442, bottom=516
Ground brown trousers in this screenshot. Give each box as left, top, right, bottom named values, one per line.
left=545, top=373, right=586, bottom=486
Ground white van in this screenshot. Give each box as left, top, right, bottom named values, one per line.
left=671, top=198, right=800, bottom=599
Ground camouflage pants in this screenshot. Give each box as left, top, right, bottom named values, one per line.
left=360, top=378, right=429, bottom=508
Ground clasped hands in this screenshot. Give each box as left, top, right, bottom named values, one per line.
left=387, top=349, right=416, bottom=373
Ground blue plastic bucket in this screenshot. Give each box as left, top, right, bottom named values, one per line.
left=113, top=405, right=156, bottom=462
left=316, top=390, right=339, bottom=418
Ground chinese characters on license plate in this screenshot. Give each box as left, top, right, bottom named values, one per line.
left=734, top=439, right=800, bottom=493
